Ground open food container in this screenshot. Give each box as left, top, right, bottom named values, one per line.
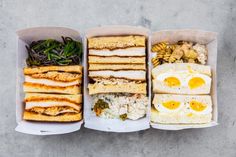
left=150, top=29, right=218, bottom=130
left=15, top=27, right=83, bottom=135
left=83, top=26, right=151, bottom=132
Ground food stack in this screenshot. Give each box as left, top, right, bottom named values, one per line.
left=87, top=35, right=148, bottom=120
left=22, top=37, right=83, bottom=122
left=151, top=41, right=213, bottom=124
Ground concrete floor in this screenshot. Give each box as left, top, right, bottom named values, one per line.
left=0, top=0, right=236, bottom=156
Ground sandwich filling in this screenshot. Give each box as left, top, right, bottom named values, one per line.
left=27, top=106, right=80, bottom=116
left=92, top=78, right=144, bottom=85
left=25, top=76, right=80, bottom=87
left=89, top=47, right=145, bottom=56
left=89, top=70, right=146, bottom=81
left=92, top=94, right=148, bottom=120
left=29, top=71, right=82, bottom=82
left=25, top=101, right=81, bottom=111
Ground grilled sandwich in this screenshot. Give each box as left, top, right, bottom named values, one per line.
left=23, top=93, right=82, bottom=122
left=23, top=65, right=82, bottom=94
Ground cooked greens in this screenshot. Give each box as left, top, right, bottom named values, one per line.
left=26, top=37, right=82, bottom=66
left=93, top=99, right=109, bottom=116
left=119, top=113, right=127, bottom=121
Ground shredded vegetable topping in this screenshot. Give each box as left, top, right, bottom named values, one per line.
left=26, top=37, right=82, bottom=66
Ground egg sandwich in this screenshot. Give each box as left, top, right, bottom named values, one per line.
left=152, top=63, right=211, bottom=94
left=151, top=94, right=212, bottom=124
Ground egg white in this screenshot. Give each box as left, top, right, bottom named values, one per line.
left=155, top=102, right=184, bottom=113
left=156, top=71, right=183, bottom=84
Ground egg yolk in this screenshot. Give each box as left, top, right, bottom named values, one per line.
left=188, top=77, right=205, bottom=89
left=187, top=113, right=193, bottom=117
left=163, top=101, right=180, bottom=110
left=190, top=101, right=207, bottom=112
left=164, top=77, right=181, bottom=87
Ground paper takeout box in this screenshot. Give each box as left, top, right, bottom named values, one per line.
left=15, top=27, right=218, bottom=134
left=83, top=26, right=151, bottom=132
left=15, top=27, right=83, bottom=135
left=150, top=29, right=218, bottom=130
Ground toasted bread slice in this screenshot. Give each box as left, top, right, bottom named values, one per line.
left=24, top=65, right=83, bottom=75
left=88, top=35, right=145, bottom=50
left=23, top=111, right=82, bottom=122
left=88, top=56, right=145, bottom=64
left=89, top=63, right=146, bottom=71
left=151, top=107, right=212, bottom=124
left=23, top=82, right=81, bottom=94
left=88, top=83, right=147, bottom=95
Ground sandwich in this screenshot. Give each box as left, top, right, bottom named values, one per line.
left=23, top=65, right=82, bottom=95
left=87, top=35, right=148, bottom=120
left=23, top=65, right=83, bottom=122
left=151, top=94, right=212, bottom=124
left=88, top=35, right=147, bottom=95
left=152, top=63, right=212, bottom=94
left=23, top=93, right=82, bottom=122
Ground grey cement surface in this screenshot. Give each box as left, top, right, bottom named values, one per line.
left=0, top=0, right=236, bottom=156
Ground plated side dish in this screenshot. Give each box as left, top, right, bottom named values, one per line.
left=22, top=37, right=83, bottom=122
left=87, top=35, right=148, bottom=120
left=151, top=41, right=208, bottom=67
left=151, top=41, right=213, bottom=124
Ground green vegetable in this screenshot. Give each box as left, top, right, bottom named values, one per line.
left=93, top=99, right=109, bottom=116
left=120, top=114, right=128, bottom=121
left=26, top=36, right=82, bottom=67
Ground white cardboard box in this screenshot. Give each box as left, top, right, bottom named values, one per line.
left=83, top=26, right=151, bottom=132
left=150, top=29, right=218, bottom=130
left=15, top=27, right=218, bottom=134
left=15, top=27, right=83, bottom=135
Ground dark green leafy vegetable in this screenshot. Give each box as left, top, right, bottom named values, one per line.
left=26, top=37, right=82, bottom=66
